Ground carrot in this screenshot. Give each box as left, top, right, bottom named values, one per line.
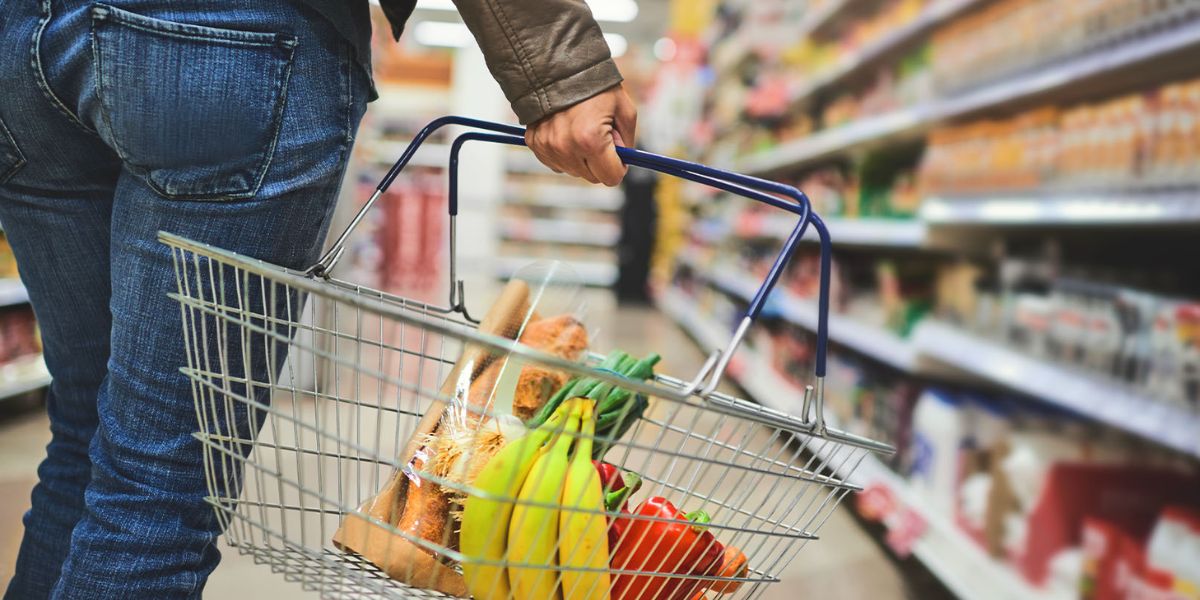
left=706, top=545, right=749, bottom=594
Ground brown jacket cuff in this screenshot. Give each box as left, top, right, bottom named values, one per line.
left=510, top=59, right=623, bottom=125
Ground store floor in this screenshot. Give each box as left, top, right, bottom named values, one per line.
left=0, top=303, right=926, bottom=599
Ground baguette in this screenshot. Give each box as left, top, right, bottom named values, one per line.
left=332, top=282, right=590, bottom=595
left=332, top=280, right=532, bottom=595
left=381, top=315, right=588, bottom=553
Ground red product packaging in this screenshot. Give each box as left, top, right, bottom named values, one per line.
left=1015, top=464, right=1200, bottom=586
left=1114, top=535, right=1147, bottom=600
left=1130, top=568, right=1181, bottom=600
left=1081, top=517, right=1145, bottom=600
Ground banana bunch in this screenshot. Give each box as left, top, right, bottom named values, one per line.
left=461, top=398, right=610, bottom=600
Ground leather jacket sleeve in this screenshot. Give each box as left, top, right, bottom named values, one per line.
left=450, top=0, right=623, bottom=124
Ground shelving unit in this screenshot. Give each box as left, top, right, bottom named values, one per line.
left=0, top=354, right=50, bottom=402
left=672, top=1, right=1200, bottom=598
left=504, top=182, right=623, bottom=212
left=0, top=279, right=30, bottom=308
left=716, top=214, right=927, bottom=247
left=796, top=0, right=861, bottom=41
left=912, top=320, right=1200, bottom=458
left=920, top=190, right=1200, bottom=226
left=361, top=141, right=452, bottom=170
left=0, top=278, right=45, bottom=402
left=493, top=256, right=618, bottom=287
left=681, top=255, right=922, bottom=372
left=498, top=217, right=620, bottom=247
left=788, top=0, right=984, bottom=108
left=739, top=19, right=1200, bottom=174
left=496, top=149, right=623, bottom=287
left=673, top=255, right=1200, bottom=458
left=659, top=288, right=1067, bottom=600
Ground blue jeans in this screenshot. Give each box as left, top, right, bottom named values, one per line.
left=0, top=2, right=369, bottom=597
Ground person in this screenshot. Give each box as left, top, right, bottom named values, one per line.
left=0, top=1, right=636, bottom=597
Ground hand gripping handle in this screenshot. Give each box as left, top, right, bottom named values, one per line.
left=306, top=117, right=835, bottom=431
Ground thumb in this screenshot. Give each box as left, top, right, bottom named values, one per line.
left=613, top=89, right=638, bottom=148
left=588, top=132, right=627, bottom=187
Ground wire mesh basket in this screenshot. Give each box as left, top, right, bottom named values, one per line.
left=163, top=117, right=894, bottom=600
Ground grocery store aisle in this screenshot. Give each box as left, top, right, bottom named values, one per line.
left=0, top=302, right=923, bottom=599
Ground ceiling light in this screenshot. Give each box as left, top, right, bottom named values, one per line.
left=589, top=0, right=638, bottom=22
left=414, top=0, right=637, bottom=23
left=603, top=33, right=628, bottom=58
left=653, top=37, right=676, bottom=61
left=414, top=0, right=456, bottom=10
left=413, top=21, right=474, bottom=48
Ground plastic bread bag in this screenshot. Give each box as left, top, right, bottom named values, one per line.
left=332, top=261, right=590, bottom=595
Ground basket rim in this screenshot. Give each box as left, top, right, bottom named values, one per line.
left=159, top=231, right=894, bottom=454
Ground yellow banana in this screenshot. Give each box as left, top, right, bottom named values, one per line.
left=507, top=399, right=583, bottom=600
left=559, top=400, right=611, bottom=600
left=462, top=404, right=571, bottom=600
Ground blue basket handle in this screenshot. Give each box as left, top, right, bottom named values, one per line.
left=307, top=117, right=834, bottom=422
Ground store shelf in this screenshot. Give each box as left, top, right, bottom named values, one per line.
left=505, top=183, right=622, bottom=212
left=846, top=452, right=1068, bottom=600
left=678, top=254, right=1200, bottom=456
left=493, top=257, right=618, bottom=287
left=912, top=320, right=1200, bottom=459
left=789, top=0, right=984, bottom=107
left=0, top=279, right=30, bottom=307
left=741, top=20, right=1200, bottom=174
left=660, top=290, right=1068, bottom=600
left=498, top=218, right=620, bottom=247
left=0, top=354, right=51, bottom=401
left=678, top=253, right=921, bottom=372
left=730, top=216, right=928, bottom=247
left=505, top=151, right=555, bottom=175
left=364, top=141, right=450, bottom=169
left=659, top=286, right=733, bottom=354
left=920, top=190, right=1200, bottom=225
left=796, top=0, right=861, bottom=40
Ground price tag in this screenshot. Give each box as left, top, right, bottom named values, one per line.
left=855, top=483, right=896, bottom=522
left=885, top=506, right=928, bottom=558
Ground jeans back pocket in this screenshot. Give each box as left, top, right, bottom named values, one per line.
left=91, top=4, right=297, bottom=200
left=0, top=117, right=26, bottom=185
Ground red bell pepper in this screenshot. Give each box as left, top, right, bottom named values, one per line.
left=595, top=461, right=641, bottom=548
left=610, top=497, right=725, bottom=600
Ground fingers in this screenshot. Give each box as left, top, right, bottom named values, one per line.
left=614, top=86, right=638, bottom=148
left=526, top=125, right=563, bottom=174
left=586, top=135, right=626, bottom=187
left=524, top=85, right=638, bottom=186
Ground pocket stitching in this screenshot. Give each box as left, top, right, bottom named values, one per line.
left=91, top=4, right=297, bottom=49
left=32, top=0, right=100, bottom=137
left=0, top=118, right=27, bottom=185
left=90, top=8, right=298, bottom=201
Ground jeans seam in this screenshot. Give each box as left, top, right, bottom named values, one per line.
left=31, top=0, right=101, bottom=138
left=245, top=42, right=298, bottom=200
left=91, top=4, right=298, bottom=49
left=0, top=118, right=27, bottom=185
left=343, top=43, right=354, bottom=148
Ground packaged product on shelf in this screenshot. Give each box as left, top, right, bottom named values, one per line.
left=0, top=235, right=18, bottom=279
left=1145, top=506, right=1200, bottom=599
left=1081, top=517, right=1144, bottom=600
left=919, top=76, right=1200, bottom=195
left=1016, top=464, right=1200, bottom=588
left=930, top=0, right=1193, bottom=94
left=0, top=306, right=40, bottom=365
left=908, top=388, right=971, bottom=514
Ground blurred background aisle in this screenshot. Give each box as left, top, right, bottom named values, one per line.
left=3, top=0, right=1200, bottom=599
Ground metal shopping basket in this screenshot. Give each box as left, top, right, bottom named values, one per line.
left=161, top=116, right=894, bottom=600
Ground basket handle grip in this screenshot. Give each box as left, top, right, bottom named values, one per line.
left=306, top=117, right=833, bottom=424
